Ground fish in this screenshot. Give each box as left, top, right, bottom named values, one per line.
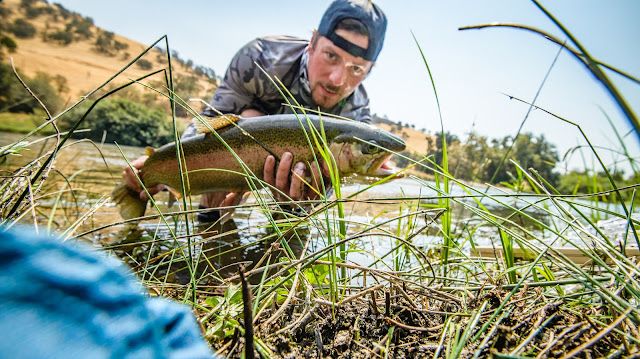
left=112, top=114, right=406, bottom=219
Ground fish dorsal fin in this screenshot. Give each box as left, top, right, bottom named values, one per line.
left=145, top=146, right=156, bottom=156
left=192, top=115, right=240, bottom=134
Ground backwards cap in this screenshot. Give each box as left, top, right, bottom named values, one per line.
left=317, top=0, right=387, bottom=62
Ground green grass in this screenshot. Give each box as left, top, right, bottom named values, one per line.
left=0, top=111, right=56, bottom=134
left=1, top=5, right=640, bottom=358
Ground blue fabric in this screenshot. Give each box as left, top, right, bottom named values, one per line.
left=0, top=227, right=216, bottom=359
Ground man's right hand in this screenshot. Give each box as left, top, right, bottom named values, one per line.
left=122, top=155, right=164, bottom=201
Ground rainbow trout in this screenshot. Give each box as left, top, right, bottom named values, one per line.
left=113, top=114, right=406, bottom=219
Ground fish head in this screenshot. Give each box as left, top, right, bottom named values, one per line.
left=330, top=122, right=406, bottom=181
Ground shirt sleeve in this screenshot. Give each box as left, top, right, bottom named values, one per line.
left=203, top=38, right=268, bottom=116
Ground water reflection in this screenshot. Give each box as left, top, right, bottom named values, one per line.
left=109, top=217, right=307, bottom=286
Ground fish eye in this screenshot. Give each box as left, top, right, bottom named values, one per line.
left=363, top=141, right=380, bottom=154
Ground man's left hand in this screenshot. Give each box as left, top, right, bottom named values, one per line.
left=264, top=152, right=327, bottom=202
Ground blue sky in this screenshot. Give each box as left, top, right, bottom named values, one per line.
left=52, top=0, right=640, bottom=173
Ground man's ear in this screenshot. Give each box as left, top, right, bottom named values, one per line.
left=308, top=30, right=318, bottom=53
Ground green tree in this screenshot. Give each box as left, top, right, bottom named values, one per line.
left=60, top=98, right=173, bottom=147
left=10, top=18, right=37, bottom=38
left=173, top=74, right=202, bottom=117
left=0, top=64, right=64, bottom=114
left=0, top=36, right=18, bottom=54
left=48, top=30, right=73, bottom=45
left=136, top=59, right=153, bottom=70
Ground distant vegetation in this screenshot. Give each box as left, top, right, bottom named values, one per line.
left=1, top=0, right=635, bottom=200
left=58, top=97, right=175, bottom=147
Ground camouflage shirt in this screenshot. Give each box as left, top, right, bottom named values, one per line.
left=202, top=35, right=372, bottom=123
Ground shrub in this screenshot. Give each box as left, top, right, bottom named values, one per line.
left=21, top=0, right=39, bottom=7
left=10, top=18, right=37, bottom=39
left=136, top=59, right=153, bottom=70
left=60, top=97, right=173, bottom=147
left=67, top=16, right=93, bottom=38
left=48, top=30, right=73, bottom=45
left=53, top=3, right=71, bottom=19
left=94, top=31, right=128, bottom=55
left=0, top=64, right=64, bottom=115
left=0, top=6, right=14, bottom=18
left=0, top=36, right=18, bottom=53
left=25, top=5, right=44, bottom=18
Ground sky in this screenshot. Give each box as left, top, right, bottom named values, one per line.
left=51, top=0, right=640, bottom=173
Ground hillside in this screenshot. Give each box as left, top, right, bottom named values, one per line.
left=0, top=0, right=216, bottom=111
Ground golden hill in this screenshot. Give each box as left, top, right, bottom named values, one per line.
left=1, top=0, right=216, bottom=109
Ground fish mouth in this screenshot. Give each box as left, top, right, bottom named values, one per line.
left=368, top=154, right=405, bottom=179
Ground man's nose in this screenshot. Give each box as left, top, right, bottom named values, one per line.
left=328, top=64, right=346, bottom=87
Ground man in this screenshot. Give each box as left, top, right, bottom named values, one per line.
left=123, top=0, right=387, bottom=222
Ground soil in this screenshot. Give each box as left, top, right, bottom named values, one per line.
left=212, top=284, right=632, bottom=358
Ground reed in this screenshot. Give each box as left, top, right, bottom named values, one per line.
left=1, top=4, right=639, bottom=357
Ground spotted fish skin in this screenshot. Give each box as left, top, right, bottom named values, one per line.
left=113, top=114, right=406, bottom=219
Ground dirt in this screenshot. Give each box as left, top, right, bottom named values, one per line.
left=210, top=284, right=632, bottom=358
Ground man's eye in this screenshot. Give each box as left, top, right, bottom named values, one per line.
left=350, top=65, right=364, bottom=76
left=325, top=51, right=337, bottom=61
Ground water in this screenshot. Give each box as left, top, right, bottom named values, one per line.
left=1, top=131, right=632, bottom=280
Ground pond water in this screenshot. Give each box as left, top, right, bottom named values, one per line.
left=1, top=130, right=630, bottom=282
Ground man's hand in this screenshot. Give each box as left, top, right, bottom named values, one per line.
left=121, top=155, right=164, bottom=201
left=264, top=152, right=327, bottom=202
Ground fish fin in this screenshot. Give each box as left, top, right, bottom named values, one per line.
left=192, top=114, right=240, bottom=134
left=167, top=188, right=182, bottom=208
left=145, top=146, right=156, bottom=157
left=112, top=182, right=148, bottom=220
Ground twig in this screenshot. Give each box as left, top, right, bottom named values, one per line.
left=560, top=307, right=632, bottom=359
left=238, top=266, right=255, bottom=359
left=384, top=317, right=445, bottom=332
left=511, top=313, right=557, bottom=355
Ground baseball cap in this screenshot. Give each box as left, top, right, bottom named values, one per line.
left=317, top=0, right=387, bottom=62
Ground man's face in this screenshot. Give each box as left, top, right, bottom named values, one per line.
left=307, top=29, right=374, bottom=110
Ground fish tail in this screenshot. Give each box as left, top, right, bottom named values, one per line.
left=112, top=182, right=148, bottom=220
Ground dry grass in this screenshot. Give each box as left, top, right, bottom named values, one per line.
left=2, top=0, right=214, bottom=101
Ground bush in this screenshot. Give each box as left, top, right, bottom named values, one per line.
left=0, top=6, right=14, bottom=18
left=94, top=31, right=128, bottom=55
left=48, top=30, right=73, bottom=45
left=10, top=18, right=37, bottom=39
left=25, top=5, right=45, bottom=18
left=59, top=97, right=173, bottom=147
left=21, top=0, right=39, bottom=7
left=53, top=3, right=71, bottom=19
left=136, top=59, right=153, bottom=70
left=0, top=64, right=64, bottom=115
left=66, top=16, right=93, bottom=39
left=0, top=36, right=18, bottom=53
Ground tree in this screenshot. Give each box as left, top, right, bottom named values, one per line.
left=10, top=18, right=37, bottom=38
left=0, top=64, right=64, bottom=115
left=136, top=59, right=153, bottom=70
left=48, top=30, right=73, bottom=45
left=60, top=98, right=173, bottom=147
left=0, top=36, right=18, bottom=53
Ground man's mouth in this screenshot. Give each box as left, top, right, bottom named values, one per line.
left=321, top=84, right=341, bottom=97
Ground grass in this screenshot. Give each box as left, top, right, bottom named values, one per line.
left=1, top=4, right=640, bottom=359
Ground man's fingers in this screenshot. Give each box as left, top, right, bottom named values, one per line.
left=139, top=184, right=165, bottom=201
left=275, top=152, right=294, bottom=194
left=219, top=192, right=247, bottom=223
left=123, top=156, right=148, bottom=191
left=308, top=161, right=323, bottom=201
left=264, top=155, right=276, bottom=187
left=289, top=162, right=306, bottom=200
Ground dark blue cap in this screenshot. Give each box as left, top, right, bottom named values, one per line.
left=317, top=0, right=387, bottom=62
